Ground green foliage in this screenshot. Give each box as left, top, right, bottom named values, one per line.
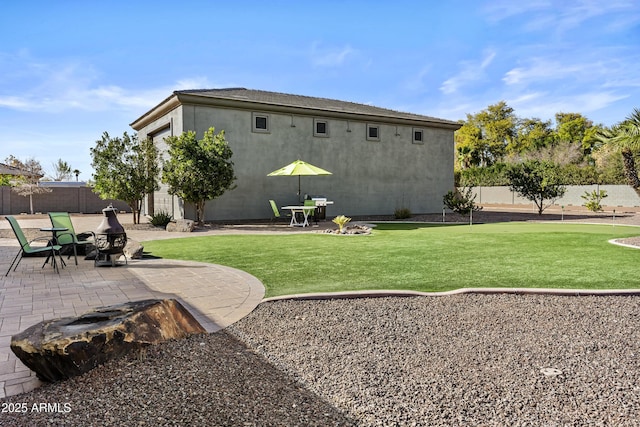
left=455, top=101, right=517, bottom=167
left=394, top=207, right=412, bottom=219
left=332, top=215, right=351, bottom=233
left=506, top=160, right=566, bottom=215
left=458, top=163, right=510, bottom=186
left=443, top=187, right=482, bottom=214
left=581, top=190, right=608, bottom=212
left=162, top=127, right=236, bottom=224
left=149, top=210, right=173, bottom=227
left=595, top=108, right=640, bottom=188
left=90, top=132, right=160, bottom=224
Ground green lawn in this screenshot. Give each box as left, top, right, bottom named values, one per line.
left=142, top=222, right=640, bottom=297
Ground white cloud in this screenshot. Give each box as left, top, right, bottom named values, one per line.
left=310, top=43, right=356, bottom=67
left=440, top=49, right=496, bottom=95
left=0, top=52, right=222, bottom=114
left=484, top=0, right=640, bottom=33
left=507, top=90, right=628, bottom=122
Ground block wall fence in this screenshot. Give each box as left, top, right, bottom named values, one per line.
left=469, top=185, right=640, bottom=209
left=0, top=186, right=130, bottom=215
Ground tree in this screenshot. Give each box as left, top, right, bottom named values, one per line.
left=162, top=127, right=236, bottom=224
left=506, top=160, right=566, bottom=215
left=90, top=132, right=160, bottom=224
left=510, top=118, right=556, bottom=154
left=454, top=101, right=517, bottom=167
left=595, top=108, right=640, bottom=192
left=6, top=157, right=51, bottom=214
left=51, top=158, right=73, bottom=181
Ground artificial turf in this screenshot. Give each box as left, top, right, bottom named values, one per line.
left=142, top=222, right=640, bottom=297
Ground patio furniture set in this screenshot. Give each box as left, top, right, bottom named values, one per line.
left=4, top=207, right=128, bottom=276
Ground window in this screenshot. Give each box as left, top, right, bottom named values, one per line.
left=367, top=124, right=380, bottom=141
left=413, top=128, right=424, bottom=144
left=314, top=119, right=329, bottom=137
left=252, top=113, right=270, bottom=133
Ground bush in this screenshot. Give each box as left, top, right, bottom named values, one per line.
left=581, top=190, right=608, bottom=212
left=150, top=210, right=173, bottom=227
left=443, top=187, right=482, bottom=214
left=394, top=207, right=412, bottom=219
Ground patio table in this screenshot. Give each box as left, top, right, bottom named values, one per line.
left=281, top=206, right=317, bottom=227
left=40, top=227, right=68, bottom=269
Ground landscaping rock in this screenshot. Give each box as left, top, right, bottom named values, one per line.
left=166, top=219, right=195, bottom=232
left=124, top=238, right=144, bottom=259
left=10, top=299, right=206, bottom=382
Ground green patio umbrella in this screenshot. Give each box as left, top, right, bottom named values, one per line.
left=267, top=159, right=332, bottom=200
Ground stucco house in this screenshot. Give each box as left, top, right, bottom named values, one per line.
left=130, top=88, right=461, bottom=221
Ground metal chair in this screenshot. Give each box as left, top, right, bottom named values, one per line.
left=5, top=216, right=63, bottom=276
left=48, top=212, right=95, bottom=265
left=269, top=200, right=291, bottom=222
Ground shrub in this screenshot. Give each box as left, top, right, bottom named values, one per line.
left=581, top=190, right=608, bottom=212
left=150, top=210, right=173, bottom=227
left=443, top=187, right=482, bottom=214
left=394, top=207, right=412, bottom=219
left=332, top=215, right=352, bottom=233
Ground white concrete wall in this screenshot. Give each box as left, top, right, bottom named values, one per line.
left=469, top=185, right=640, bottom=208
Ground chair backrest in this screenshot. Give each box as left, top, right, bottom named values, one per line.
left=5, top=216, right=31, bottom=250
left=48, top=212, right=76, bottom=245
left=304, top=199, right=316, bottom=213
left=269, top=200, right=280, bottom=218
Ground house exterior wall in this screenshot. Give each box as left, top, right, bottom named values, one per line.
left=137, top=100, right=456, bottom=221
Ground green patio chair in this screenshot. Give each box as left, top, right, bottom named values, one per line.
left=48, top=212, right=96, bottom=265
left=5, top=216, right=62, bottom=276
left=269, top=200, right=290, bottom=222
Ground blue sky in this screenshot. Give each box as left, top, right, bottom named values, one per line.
left=1, top=1, right=639, bottom=180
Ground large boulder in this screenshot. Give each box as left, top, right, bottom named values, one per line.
left=124, top=238, right=144, bottom=259
left=166, top=219, right=195, bottom=232
left=11, top=299, right=206, bottom=382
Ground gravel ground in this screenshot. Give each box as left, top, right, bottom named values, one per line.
left=3, top=295, right=640, bottom=426
left=2, top=209, right=640, bottom=426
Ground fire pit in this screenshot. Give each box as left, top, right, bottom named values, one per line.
left=94, top=204, right=127, bottom=267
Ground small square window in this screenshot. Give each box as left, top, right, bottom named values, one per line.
left=413, top=128, right=424, bottom=144
left=367, top=124, right=380, bottom=141
left=314, top=119, right=329, bottom=137
left=252, top=113, right=270, bottom=133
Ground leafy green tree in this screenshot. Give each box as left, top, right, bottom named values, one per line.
left=510, top=118, right=556, bottom=154
left=454, top=101, right=517, bottom=167
left=90, top=132, right=160, bottom=224
left=555, top=112, right=593, bottom=144
left=162, top=127, right=236, bottom=225
left=506, top=160, right=566, bottom=215
left=595, top=108, right=640, bottom=191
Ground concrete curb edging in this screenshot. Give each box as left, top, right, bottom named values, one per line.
left=262, top=287, right=640, bottom=303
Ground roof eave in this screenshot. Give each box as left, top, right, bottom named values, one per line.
left=130, top=93, right=181, bottom=130
left=131, top=92, right=462, bottom=131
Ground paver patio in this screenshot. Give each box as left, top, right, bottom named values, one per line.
left=0, top=215, right=267, bottom=397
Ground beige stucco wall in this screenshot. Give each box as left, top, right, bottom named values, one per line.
left=138, top=103, right=455, bottom=221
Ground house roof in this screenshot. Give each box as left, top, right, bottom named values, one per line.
left=130, top=88, right=461, bottom=131
left=0, top=162, right=41, bottom=177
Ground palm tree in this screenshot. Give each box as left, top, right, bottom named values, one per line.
left=596, top=108, right=640, bottom=191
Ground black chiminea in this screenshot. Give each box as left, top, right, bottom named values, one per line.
left=94, top=204, right=127, bottom=266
